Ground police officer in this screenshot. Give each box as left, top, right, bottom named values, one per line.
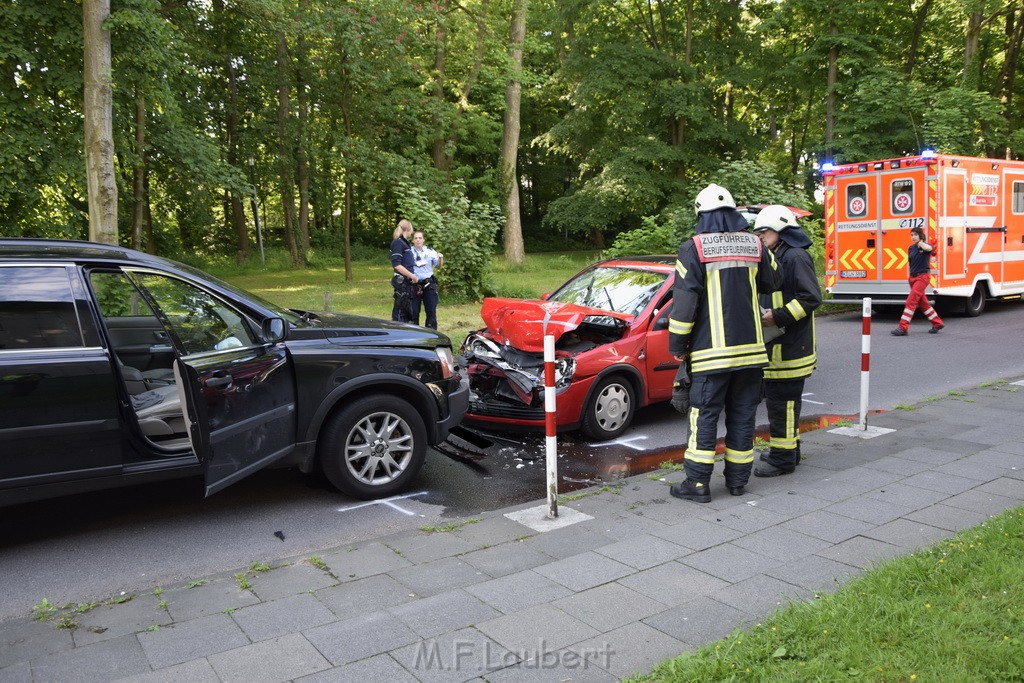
left=390, top=219, right=418, bottom=322
left=751, top=205, right=822, bottom=477
left=669, top=184, right=783, bottom=503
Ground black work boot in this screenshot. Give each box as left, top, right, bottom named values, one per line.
left=759, top=450, right=800, bottom=467
left=670, top=480, right=711, bottom=503
left=727, top=485, right=745, bottom=496
left=754, top=462, right=795, bottom=478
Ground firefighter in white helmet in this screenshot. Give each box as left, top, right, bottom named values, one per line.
left=751, top=205, right=822, bottom=477
left=668, top=184, right=782, bottom=503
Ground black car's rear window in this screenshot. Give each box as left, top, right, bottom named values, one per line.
left=0, top=266, right=84, bottom=350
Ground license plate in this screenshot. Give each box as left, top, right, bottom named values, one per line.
left=840, top=270, right=867, bottom=278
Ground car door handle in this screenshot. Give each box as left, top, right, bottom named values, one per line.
left=204, top=373, right=233, bottom=389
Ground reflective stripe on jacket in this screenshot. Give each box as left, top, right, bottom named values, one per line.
left=761, top=241, right=821, bottom=381
left=669, top=231, right=782, bottom=375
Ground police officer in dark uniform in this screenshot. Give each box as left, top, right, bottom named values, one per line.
left=668, top=184, right=782, bottom=503
left=752, top=205, right=822, bottom=476
left=390, top=219, right=418, bottom=322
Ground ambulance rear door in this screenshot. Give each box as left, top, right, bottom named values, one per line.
left=878, top=165, right=929, bottom=284
left=1001, top=167, right=1024, bottom=285
left=832, top=171, right=881, bottom=290
left=941, top=164, right=968, bottom=280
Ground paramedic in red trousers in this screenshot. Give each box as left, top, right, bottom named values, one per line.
left=891, top=226, right=944, bottom=336
left=668, top=184, right=782, bottom=503
left=750, top=205, right=822, bottom=477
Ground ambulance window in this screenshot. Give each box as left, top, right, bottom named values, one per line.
left=1013, top=181, right=1024, bottom=214
left=891, top=179, right=914, bottom=215
left=847, top=184, right=867, bottom=218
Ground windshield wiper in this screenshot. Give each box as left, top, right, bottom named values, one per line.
left=292, top=309, right=321, bottom=325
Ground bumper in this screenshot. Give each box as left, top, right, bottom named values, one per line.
left=436, top=373, right=470, bottom=441
left=462, top=377, right=593, bottom=433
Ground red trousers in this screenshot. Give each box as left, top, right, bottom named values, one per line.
left=898, top=273, right=943, bottom=331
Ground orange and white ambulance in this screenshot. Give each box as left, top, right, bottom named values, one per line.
left=822, top=152, right=1024, bottom=315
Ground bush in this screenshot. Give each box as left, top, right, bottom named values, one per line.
left=604, top=214, right=683, bottom=257
left=396, top=179, right=500, bottom=303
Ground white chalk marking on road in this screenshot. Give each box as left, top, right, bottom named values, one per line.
left=1012, top=380, right=1024, bottom=387
left=590, top=435, right=649, bottom=451
left=336, top=491, right=428, bottom=515
left=802, top=392, right=825, bottom=406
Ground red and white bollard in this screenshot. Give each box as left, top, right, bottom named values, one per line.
left=859, top=298, right=871, bottom=430
left=544, top=334, right=559, bottom=518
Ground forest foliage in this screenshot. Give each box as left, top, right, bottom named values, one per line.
left=3, top=0, right=1023, bottom=296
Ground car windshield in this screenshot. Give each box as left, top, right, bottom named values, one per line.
left=549, top=266, right=668, bottom=317
left=174, top=263, right=305, bottom=326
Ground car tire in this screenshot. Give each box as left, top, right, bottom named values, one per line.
left=319, top=395, right=427, bottom=499
left=580, top=375, right=635, bottom=441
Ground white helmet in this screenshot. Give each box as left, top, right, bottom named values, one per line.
left=753, top=205, right=798, bottom=232
left=694, top=184, right=735, bottom=215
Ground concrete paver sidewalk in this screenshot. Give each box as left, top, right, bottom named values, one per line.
left=2, top=379, right=1023, bottom=682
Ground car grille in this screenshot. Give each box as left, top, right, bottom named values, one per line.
left=468, top=400, right=545, bottom=420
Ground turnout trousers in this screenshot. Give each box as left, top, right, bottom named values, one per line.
left=763, top=378, right=805, bottom=471
left=684, top=367, right=763, bottom=489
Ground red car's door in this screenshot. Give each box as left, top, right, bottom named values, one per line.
left=642, top=294, right=679, bottom=402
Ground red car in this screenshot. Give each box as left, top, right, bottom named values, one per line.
left=460, top=256, right=678, bottom=440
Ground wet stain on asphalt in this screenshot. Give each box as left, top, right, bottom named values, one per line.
left=425, top=412, right=865, bottom=516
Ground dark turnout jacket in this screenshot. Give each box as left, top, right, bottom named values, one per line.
left=759, top=227, right=821, bottom=381
left=669, top=209, right=783, bottom=375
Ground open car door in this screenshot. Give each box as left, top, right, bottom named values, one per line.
left=175, top=345, right=296, bottom=496
left=127, top=269, right=297, bottom=496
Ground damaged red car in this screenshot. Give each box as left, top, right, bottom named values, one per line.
left=460, top=256, right=679, bottom=440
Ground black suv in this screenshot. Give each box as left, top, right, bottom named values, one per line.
left=0, top=239, right=468, bottom=506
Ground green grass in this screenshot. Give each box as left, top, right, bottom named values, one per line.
left=628, top=506, right=1024, bottom=682
left=212, top=252, right=598, bottom=348
left=419, top=518, right=481, bottom=534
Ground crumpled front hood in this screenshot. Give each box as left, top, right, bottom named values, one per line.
left=480, top=298, right=631, bottom=353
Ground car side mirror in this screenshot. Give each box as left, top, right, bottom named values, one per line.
left=652, top=314, right=670, bottom=331
left=262, top=317, right=287, bottom=343
left=540, top=293, right=550, bottom=301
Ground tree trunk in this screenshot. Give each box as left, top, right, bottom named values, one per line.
left=998, top=6, right=1024, bottom=131
left=226, top=55, right=249, bottom=263
left=131, top=89, right=148, bottom=251
left=905, top=0, right=933, bottom=78
left=84, top=0, right=118, bottom=244
left=295, top=0, right=311, bottom=253
left=965, top=10, right=983, bottom=87
left=431, top=1, right=489, bottom=176
left=431, top=27, right=450, bottom=173
left=825, top=22, right=838, bottom=156
left=500, top=0, right=527, bottom=265
left=344, top=179, right=353, bottom=282
left=144, top=172, right=155, bottom=253
left=276, top=32, right=303, bottom=267
left=339, top=52, right=355, bottom=282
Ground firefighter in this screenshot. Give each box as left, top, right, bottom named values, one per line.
left=750, top=205, right=822, bottom=477
left=668, top=184, right=783, bottom=503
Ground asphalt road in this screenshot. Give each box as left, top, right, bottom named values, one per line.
left=2, top=299, right=1023, bottom=622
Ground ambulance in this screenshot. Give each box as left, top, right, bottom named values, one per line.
left=822, top=152, right=1024, bottom=315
